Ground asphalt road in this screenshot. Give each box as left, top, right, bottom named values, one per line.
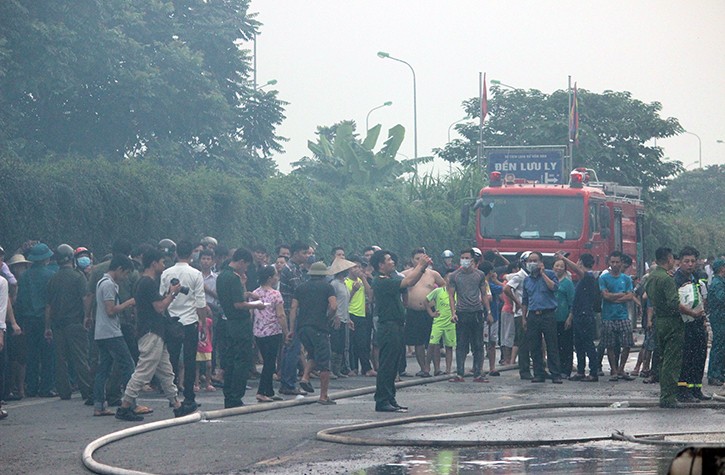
left=3, top=354, right=723, bottom=475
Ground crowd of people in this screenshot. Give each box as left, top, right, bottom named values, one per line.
left=0, top=236, right=723, bottom=421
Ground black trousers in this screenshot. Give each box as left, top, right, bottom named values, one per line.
left=573, top=313, right=599, bottom=375
left=374, top=321, right=403, bottom=405
left=527, top=311, right=561, bottom=378
left=223, top=318, right=253, bottom=407
left=167, top=321, right=199, bottom=403
left=455, top=311, right=483, bottom=377
left=350, top=315, right=372, bottom=374
left=330, top=325, right=346, bottom=354
left=255, top=334, right=282, bottom=397
left=679, top=319, right=707, bottom=388
left=556, top=320, right=574, bottom=376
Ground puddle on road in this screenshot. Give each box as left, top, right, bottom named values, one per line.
left=358, top=442, right=677, bottom=474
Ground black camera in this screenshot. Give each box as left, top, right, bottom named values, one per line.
left=170, top=278, right=190, bottom=295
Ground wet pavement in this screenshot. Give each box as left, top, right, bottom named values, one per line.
left=5, top=352, right=725, bottom=474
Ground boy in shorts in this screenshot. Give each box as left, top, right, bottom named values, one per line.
left=425, top=277, right=456, bottom=375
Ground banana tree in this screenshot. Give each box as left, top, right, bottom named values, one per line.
left=293, top=121, right=431, bottom=187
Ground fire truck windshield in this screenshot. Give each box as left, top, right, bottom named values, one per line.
left=479, top=195, right=584, bottom=241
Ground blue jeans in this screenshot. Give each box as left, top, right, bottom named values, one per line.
left=93, top=337, right=134, bottom=411
left=280, top=334, right=301, bottom=391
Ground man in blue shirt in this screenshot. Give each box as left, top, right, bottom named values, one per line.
left=521, top=251, right=561, bottom=383
left=599, top=251, right=635, bottom=381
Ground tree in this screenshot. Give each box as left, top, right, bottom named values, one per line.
left=435, top=87, right=683, bottom=192
left=0, top=0, right=285, bottom=177
left=292, top=120, right=430, bottom=187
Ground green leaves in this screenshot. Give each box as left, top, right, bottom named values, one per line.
left=293, top=121, right=409, bottom=188
left=0, top=0, right=284, bottom=177
left=435, top=86, right=683, bottom=192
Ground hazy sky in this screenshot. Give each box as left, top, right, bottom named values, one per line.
left=253, top=1, right=725, bottom=174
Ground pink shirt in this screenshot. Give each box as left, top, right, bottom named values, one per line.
left=197, top=317, right=213, bottom=353
left=253, top=286, right=284, bottom=338
left=501, top=280, right=514, bottom=314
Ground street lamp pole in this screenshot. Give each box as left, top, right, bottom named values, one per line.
left=365, top=101, right=393, bottom=131
left=255, top=79, right=277, bottom=90
left=490, top=79, right=517, bottom=90
left=683, top=130, right=702, bottom=169
left=377, top=51, right=417, bottom=163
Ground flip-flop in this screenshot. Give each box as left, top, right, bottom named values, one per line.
left=609, top=375, right=619, bottom=382
left=93, top=409, right=114, bottom=416
left=133, top=405, right=154, bottom=415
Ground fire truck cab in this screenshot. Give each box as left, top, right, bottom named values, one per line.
left=473, top=168, right=645, bottom=275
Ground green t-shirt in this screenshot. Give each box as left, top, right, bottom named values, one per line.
left=216, top=266, right=250, bottom=321
left=426, top=287, right=455, bottom=328
left=345, top=277, right=366, bottom=317
left=555, top=277, right=575, bottom=322
left=372, top=274, right=405, bottom=324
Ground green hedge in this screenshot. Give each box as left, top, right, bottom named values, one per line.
left=0, top=156, right=463, bottom=261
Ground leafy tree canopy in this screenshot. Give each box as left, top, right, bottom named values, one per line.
left=292, top=120, right=431, bottom=188
left=435, top=87, right=683, bottom=192
left=0, top=0, right=285, bottom=177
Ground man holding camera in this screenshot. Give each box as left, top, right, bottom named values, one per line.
left=160, top=240, right=209, bottom=413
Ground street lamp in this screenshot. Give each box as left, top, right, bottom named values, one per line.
left=377, top=51, right=418, bottom=162
left=365, top=101, right=392, bottom=131
left=447, top=117, right=469, bottom=143
left=490, top=79, right=517, bottom=90
left=683, top=130, right=702, bottom=169
left=255, top=79, right=277, bottom=90
left=685, top=160, right=699, bottom=169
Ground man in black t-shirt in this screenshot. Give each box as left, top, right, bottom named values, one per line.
left=289, top=262, right=337, bottom=405
left=115, top=249, right=194, bottom=421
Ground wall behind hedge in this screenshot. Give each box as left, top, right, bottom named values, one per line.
left=0, top=156, right=465, bottom=261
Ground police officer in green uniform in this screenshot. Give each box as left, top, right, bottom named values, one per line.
left=216, top=248, right=265, bottom=408
left=646, top=247, right=704, bottom=408
left=370, top=249, right=432, bottom=413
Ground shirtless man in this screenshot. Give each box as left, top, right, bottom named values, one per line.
left=402, top=248, right=445, bottom=377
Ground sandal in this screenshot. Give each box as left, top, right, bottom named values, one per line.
left=569, top=374, right=585, bottom=381
left=204, top=385, right=216, bottom=392
left=582, top=375, right=599, bottom=382
left=256, top=395, right=274, bottom=403
left=133, top=405, right=154, bottom=415
left=0, top=409, right=7, bottom=420
left=448, top=375, right=465, bottom=383
left=434, top=370, right=444, bottom=376
left=609, top=375, right=619, bottom=382
left=629, top=370, right=640, bottom=377
left=94, top=409, right=114, bottom=416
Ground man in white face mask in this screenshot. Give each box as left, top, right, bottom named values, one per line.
left=447, top=249, right=491, bottom=383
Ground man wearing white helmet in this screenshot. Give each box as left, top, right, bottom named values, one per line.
left=200, top=236, right=218, bottom=251
left=435, top=250, right=458, bottom=278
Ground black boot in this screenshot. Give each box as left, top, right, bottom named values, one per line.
left=676, top=386, right=698, bottom=403
left=693, top=387, right=712, bottom=400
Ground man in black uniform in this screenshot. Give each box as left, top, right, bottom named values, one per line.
left=370, top=249, right=432, bottom=413
left=216, top=248, right=265, bottom=408
left=674, top=246, right=710, bottom=402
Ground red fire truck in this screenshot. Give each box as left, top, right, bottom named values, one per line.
left=471, top=168, right=645, bottom=274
